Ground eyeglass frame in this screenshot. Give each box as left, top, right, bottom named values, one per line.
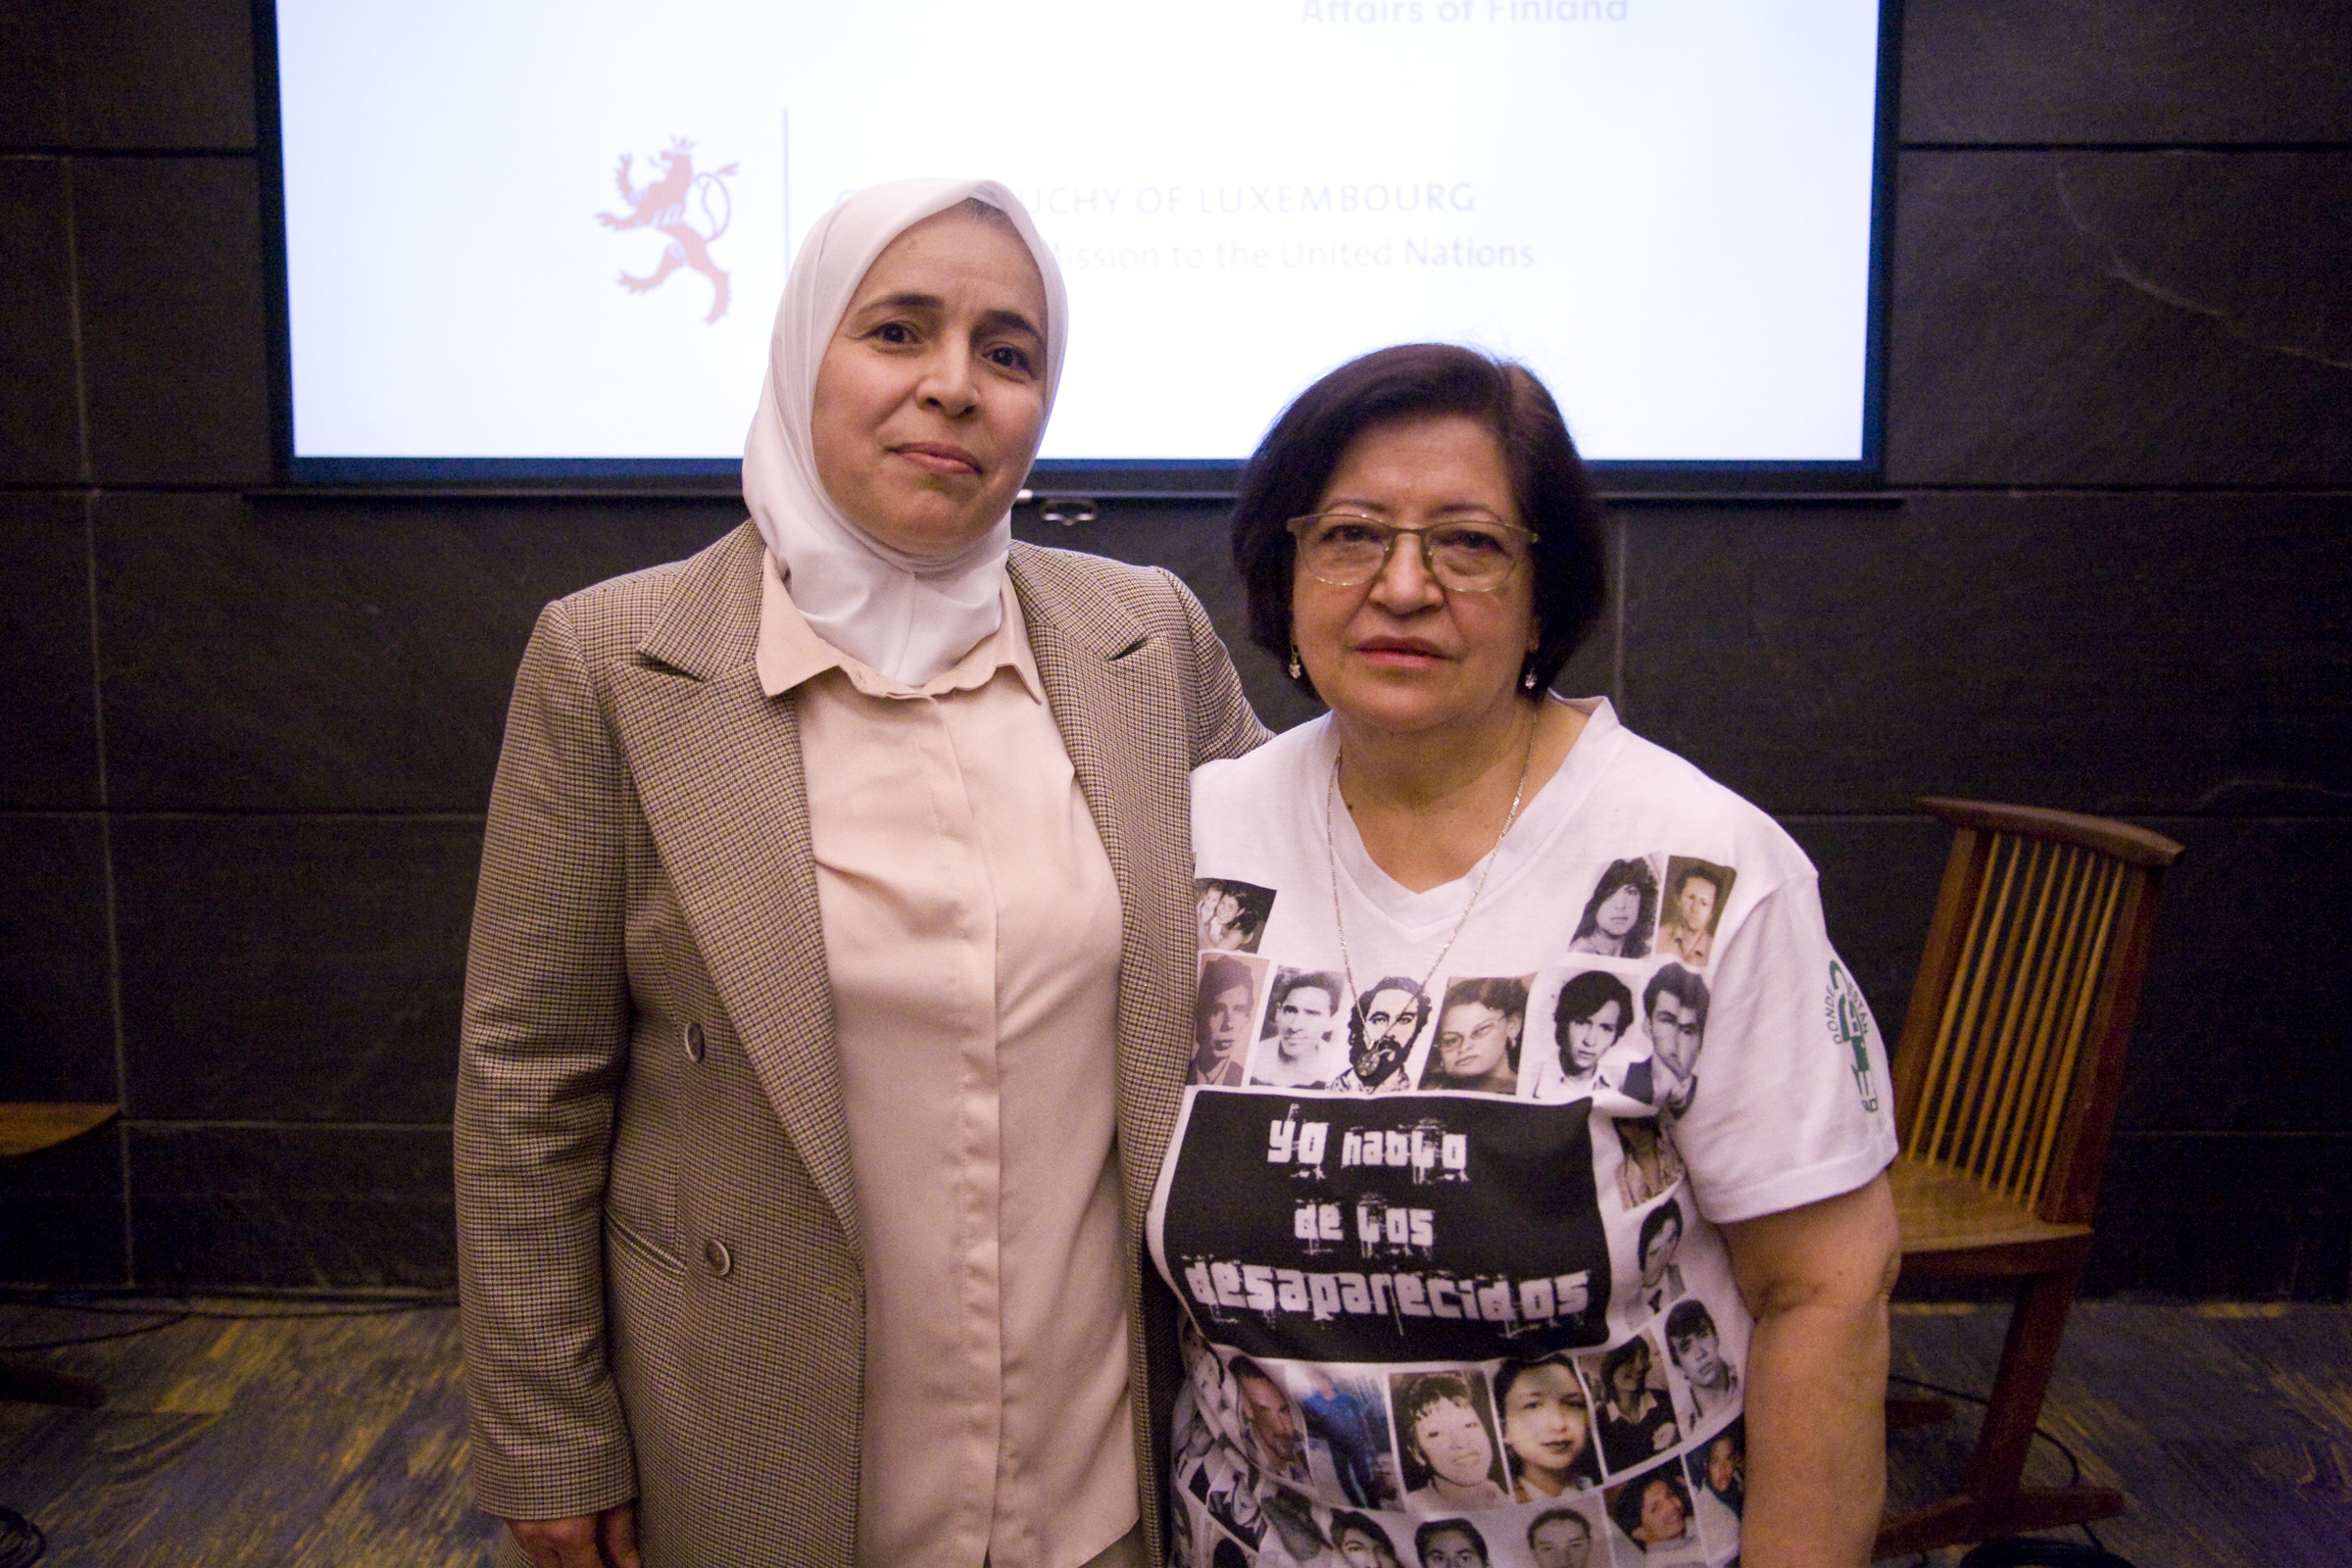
left=1285, top=511, right=1542, bottom=594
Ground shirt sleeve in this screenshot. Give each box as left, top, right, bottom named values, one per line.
left=1669, top=871, right=1900, bottom=1226
left=455, top=596, right=640, bottom=1518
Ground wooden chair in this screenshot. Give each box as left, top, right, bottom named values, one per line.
left=0, top=1102, right=119, bottom=1408
left=1874, top=799, right=2182, bottom=1559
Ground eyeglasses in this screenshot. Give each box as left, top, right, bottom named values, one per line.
left=1288, top=512, right=1537, bottom=595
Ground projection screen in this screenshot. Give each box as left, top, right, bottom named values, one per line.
left=269, top=0, right=1892, bottom=480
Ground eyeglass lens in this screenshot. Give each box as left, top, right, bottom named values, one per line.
left=1298, top=515, right=1525, bottom=591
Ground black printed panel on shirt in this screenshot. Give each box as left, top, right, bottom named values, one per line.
left=1162, top=1091, right=1612, bottom=1363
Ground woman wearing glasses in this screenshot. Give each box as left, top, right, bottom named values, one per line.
left=1149, top=345, right=1899, bottom=1568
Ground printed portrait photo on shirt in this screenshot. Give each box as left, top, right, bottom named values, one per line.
left=1607, top=1114, right=1687, bottom=1213
left=1199, top=876, right=1279, bottom=955
left=1688, top=1416, right=1744, bottom=1549
left=1494, top=1352, right=1605, bottom=1500
left=1619, top=964, right=1711, bottom=1118
left=1229, top=1352, right=1315, bottom=1488
left=1567, top=856, right=1661, bottom=960
left=1653, top=858, right=1735, bottom=970
left=1417, top=976, right=1533, bottom=1096
left=1252, top=966, right=1349, bottom=1089
left=1661, top=1296, right=1745, bottom=1437
left=1182, top=1439, right=1268, bottom=1553
left=1330, top=1508, right=1408, bottom=1568
left=1335, top=974, right=1437, bottom=1095
left=1603, top=1454, right=1707, bottom=1562
left=1292, top=1363, right=1404, bottom=1511
left=1526, top=967, right=1641, bottom=1103
left=1579, top=1329, right=1684, bottom=1476
left=1389, top=1368, right=1513, bottom=1513
left=1627, top=1195, right=1690, bottom=1322
left=1411, top=1515, right=1498, bottom=1568
left=1522, top=1497, right=1608, bottom=1568
left=1194, top=951, right=1273, bottom=1088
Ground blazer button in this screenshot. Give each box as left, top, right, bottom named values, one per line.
left=702, top=1239, right=733, bottom=1279
left=683, top=1021, right=706, bottom=1062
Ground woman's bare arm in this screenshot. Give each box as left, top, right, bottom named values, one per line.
left=1719, top=1170, right=1902, bottom=1568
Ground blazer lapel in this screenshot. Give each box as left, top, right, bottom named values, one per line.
left=612, top=524, right=862, bottom=1262
left=1008, top=546, right=1193, bottom=1221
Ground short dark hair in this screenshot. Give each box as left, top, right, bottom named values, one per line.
left=1639, top=1197, right=1686, bottom=1258
left=1553, top=969, right=1636, bottom=1054
left=1348, top=975, right=1429, bottom=1054
left=1414, top=1518, right=1491, bottom=1567
left=1606, top=1466, right=1693, bottom=1543
left=1667, top=860, right=1723, bottom=906
left=1230, top=343, right=1607, bottom=700
left=1196, top=955, right=1254, bottom=1041
left=1664, top=1298, right=1718, bottom=1351
left=1526, top=1507, right=1592, bottom=1550
left=1493, top=1354, right=1586, bottom=1424
left=1332, top=1511, right=1397, bottom=1561
left=1642, top=963, right=1711, bottom=1032
left=1270, top=969, right=1345, bottom=1017
left=1396, top=1370, right=1478, bottom=1436
left=1229, top=1353, right=1280, bottom=1395
left=1598, top=1335, right=1651, bottom=1399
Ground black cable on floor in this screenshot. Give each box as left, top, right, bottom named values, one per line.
left=0, top=1505, right=45, bottom=1568
left=1888, top=1373, right=2132, bottom=1565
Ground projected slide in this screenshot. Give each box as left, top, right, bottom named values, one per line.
left=274, top=0, right=1883, bottom=466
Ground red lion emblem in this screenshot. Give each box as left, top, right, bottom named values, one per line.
left=597, top=137, right=737, bottom=324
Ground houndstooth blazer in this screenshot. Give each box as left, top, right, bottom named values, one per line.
left=455, top=521, right=1266, bottom=1567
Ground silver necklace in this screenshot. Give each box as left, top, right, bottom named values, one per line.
left=1325, top=711, right=1541, bottom=1085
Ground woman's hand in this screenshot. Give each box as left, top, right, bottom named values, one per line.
left=507, top=1503, right=641, bottom=1568
left=1720, top=1170, right=1901, bottom=1568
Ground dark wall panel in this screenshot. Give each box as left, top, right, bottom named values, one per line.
left=2088, top=1132, right=2352, bottom=1301
left=1776, top=814, right=1952, bottom=1049
left=1899, top=0, right=2352, bottom=145
left=0, top=158, right=82, bottom=484
left=74, top=158, right=270, bottom=485
left=0, top=493, right=100, bottom=808
left=113, top=816, right=482, bottom=1124
left=96, top=494, right=743, bottom=811
left=0, top=1131, right=124, bottom=1288
left=0, top=0, right=256, bottom=151
left=128, top=1125, right=453, bottom=1289
left=2121, top=818, right=2352, bottom=1136
left=0, top=814, right=115, bottom=1102
left=1619, top=492, right=2352, bottom=816
left=1887, top=151, right=2352, bottom=487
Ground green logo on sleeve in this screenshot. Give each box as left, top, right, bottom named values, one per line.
left=1826, top=960, right=1880, bottom=1112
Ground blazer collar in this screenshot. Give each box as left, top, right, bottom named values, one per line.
left=634, top=522, right=764, bottom=681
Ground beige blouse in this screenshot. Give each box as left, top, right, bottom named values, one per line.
left=756, top=552, right=1138, bottom=1568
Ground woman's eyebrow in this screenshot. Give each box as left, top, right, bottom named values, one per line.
left=977, top=307, right=1044, bottom=340
left=846, top=290, right=943, bottom=321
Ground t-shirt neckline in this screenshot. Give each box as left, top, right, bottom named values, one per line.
left=1318, top=695, right=1626, bottom=937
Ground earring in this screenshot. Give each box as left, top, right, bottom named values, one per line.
left=1289, top=646, right=1302, bottom=680
left=1521, top=662, right=1540, bottom=692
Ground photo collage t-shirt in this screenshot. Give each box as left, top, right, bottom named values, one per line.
left=1148, top=699, right=1899, bottom=1568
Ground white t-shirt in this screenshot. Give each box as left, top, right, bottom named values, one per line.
left=1149, top=698, right=1897, bottom=1568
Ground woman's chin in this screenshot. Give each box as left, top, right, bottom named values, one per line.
left=1321, top=673, right=1521, bottom=740
left=845, top=487, right=1005, bottom=558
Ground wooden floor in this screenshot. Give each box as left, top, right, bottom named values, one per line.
left=0, top=1297, right=2347, bottom=1565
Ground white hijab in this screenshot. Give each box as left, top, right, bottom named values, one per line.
left=742, top=177, right=1068, bottom=686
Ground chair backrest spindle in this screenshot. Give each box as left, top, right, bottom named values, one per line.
left=1889, top=800, right=2181, bottom=1225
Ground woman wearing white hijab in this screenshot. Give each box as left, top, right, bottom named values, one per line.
left=456, top=178, right=1264, bottom=1568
